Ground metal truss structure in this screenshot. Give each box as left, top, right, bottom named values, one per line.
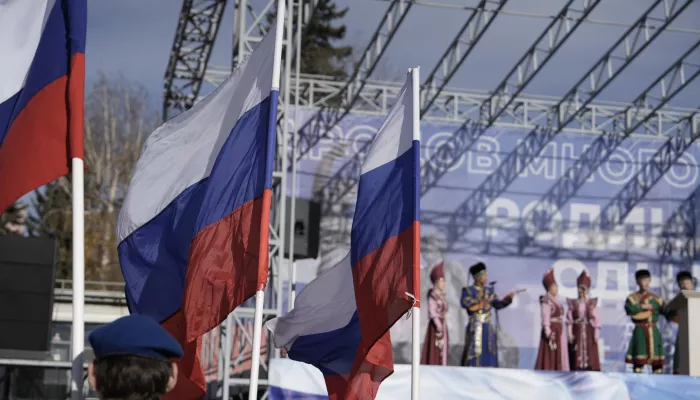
left=317, top=0, right=604, bottom=212
left=515, top=42, right=700, bottom=253
left=291, top=0, right=414, bottom=166
left=419, top=0, right=509, bottom=117
left=444, top=0, right=695, bottom=239
left=163, top=0, right=227, bottom=121
left=162, top=0, right=700, bottom=398
left=659, top=188, right=700, bottom=266
left=594, top=108, right=700, bottom=229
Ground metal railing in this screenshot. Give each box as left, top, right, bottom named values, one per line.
left=53, top=280, right=126, bottom=305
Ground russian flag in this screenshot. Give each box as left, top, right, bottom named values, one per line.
left=268, top=68, right=421, bottom=399
left=0, top=0, right=86, bottom=213
left=116, top=12, right=283, bottom=397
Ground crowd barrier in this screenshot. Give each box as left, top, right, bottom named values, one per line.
left=268, top=358, right=700, bottom=400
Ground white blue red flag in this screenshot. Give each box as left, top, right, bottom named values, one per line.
left=268, top=68, right=421, bottom=400
left=0, top=0, right=86, bottom=213
left=117, top=16, right=282, bottom=398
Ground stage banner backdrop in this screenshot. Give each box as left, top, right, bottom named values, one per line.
left=268, top=358, right=700, bottom=400
left=283, top=108, right=700, bottom=373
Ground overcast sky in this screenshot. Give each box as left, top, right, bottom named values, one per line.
left=86, top=0, right=699, bottom=113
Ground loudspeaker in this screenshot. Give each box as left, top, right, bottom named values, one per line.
left=284, top=198, right=321, bottom=260
left=0, top=236, right=57, bottom=353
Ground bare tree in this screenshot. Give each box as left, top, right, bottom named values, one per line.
left=30, top=73, right=158, bottom=282
left=83, top=72, right=158, bottom=281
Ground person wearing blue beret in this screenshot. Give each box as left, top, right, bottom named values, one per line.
left=87, top=315, right=184, bottom=400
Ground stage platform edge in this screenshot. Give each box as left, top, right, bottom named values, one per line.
left=268, top=358, right=700, bottom=400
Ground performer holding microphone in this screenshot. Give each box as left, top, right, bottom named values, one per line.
left=460, top=262, right=517, bottom=367
left=422, top=262, right=448, bottom=366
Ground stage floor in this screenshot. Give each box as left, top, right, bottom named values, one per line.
left=268, top=358, right=700, bottom=400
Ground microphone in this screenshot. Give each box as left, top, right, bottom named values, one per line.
left=488, top=281, right=497, bottom=286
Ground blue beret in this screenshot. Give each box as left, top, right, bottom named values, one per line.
left=89, top=315, right=184, bottom=360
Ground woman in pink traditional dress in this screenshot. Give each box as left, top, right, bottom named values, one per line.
left=566, top=270, right=601, bottom=371
left=535, top=269, right=569, bottom=371
left=421, top=262, right=448, bottom=365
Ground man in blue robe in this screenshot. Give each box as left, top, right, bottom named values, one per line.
left=461, top=262, right=515, bottom=367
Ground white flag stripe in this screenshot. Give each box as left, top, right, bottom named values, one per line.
left=360, top=73, right=416, bottom=175
left=0, top=0, right=54, bottom=103
left=117, top=22, right=277, bottom=242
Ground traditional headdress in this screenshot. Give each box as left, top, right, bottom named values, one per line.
left=430, top=262, right=445, bottom=284
left=469, top=262, right=486, bottom=278
left=542, top=269, right=556, bottom=290
left=677, top=270, right=693, bottom=283
left=577, top=270, right=591, bottom=288
left=635, top=269, right=651, bottom=280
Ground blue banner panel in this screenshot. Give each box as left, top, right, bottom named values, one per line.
left=285, top=108, right=700, bottom=373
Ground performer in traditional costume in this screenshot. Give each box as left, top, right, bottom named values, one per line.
left=460, top=262, right=515, bottom=367
left=422, top=262, right=448, bottom=365
left=666, top=271, right=694, bottom=374
left=534, top=269, right=569, bottom=371
left=566, top=270, right=601, bottom=371
left=624, top=269, right=668, bottom=373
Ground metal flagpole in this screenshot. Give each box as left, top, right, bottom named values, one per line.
left=248, top=1, right=286, bottom=399
left=410, top=66, right=421, bottom=400
left=490, top=281, right=500, bottom=364
left=222, top=314, right=233, bottom=400
left=411, top=304, right=421, bottom=400
left=289, top=0, right=303, bottom=311
left=70, top=158, right=85, bottom=400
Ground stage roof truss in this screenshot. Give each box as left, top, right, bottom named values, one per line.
left=314, top=0, right=604, bottom=213
left=291, top=0, right=414, bottom=166
left=512, top=41, right=700, bottom=254
left=419, top=0, right=510, bottom=116
left=658, top=188, right=700, bottom=266
left=162, top=0, right=227, bottom=121
left=442, top=0, right=694, bottom=245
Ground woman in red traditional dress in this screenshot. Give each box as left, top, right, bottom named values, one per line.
left=535, top=269, right=569, bottom=371
left=421, top=262, right=448, bottom=365
left=566, top=270, right=601, bottom=371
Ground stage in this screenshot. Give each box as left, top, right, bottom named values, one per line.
left=268, top=358, right=700, bottom=400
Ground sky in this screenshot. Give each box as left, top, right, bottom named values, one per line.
left=85, top=0, right=700, bottom=114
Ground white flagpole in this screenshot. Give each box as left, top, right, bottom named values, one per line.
left=248, top=1, right=285, bottom=399
left=410, top=66, right=421, bottom=400
left=411, top=305, right=420, bottom=400
left=71, top=157, right=85, bottom=400
left=248, top=290, right=265, bottom=399
left=222, top=314, right=233, bottom=400
left=289, top=0, right=303, bottom=312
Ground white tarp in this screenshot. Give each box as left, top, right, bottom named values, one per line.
left=268, top=358, right=700, bottom=400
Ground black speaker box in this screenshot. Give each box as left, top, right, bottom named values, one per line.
left=284, top=198, right=321, bottom=260
left=0, top=236, right=57, bottom=353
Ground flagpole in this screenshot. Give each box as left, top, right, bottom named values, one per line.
left=222, top=314, right=233, bottom=400
left=289, top=0, right=303, bottom=311
left=248, top=1, right=286, bottom=399
left=248, top=290, right=265, bottom=399
left=71, top=157, right=85, bottom=400
left=410, top=66, right=421, bottom=400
